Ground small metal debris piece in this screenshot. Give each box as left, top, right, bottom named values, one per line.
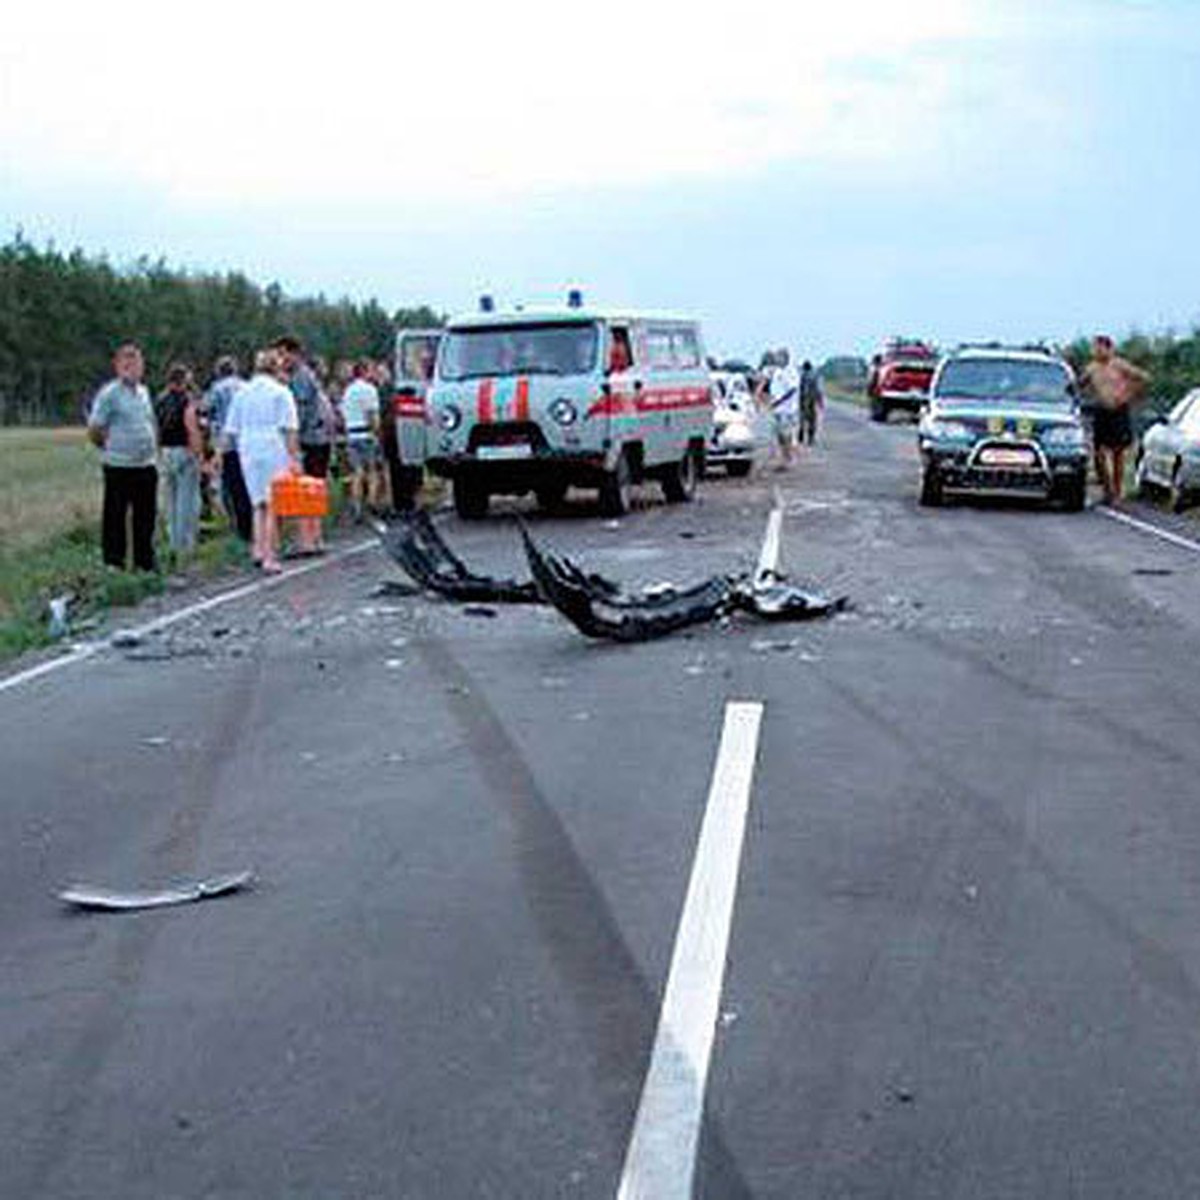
left=47, top=595, right=71, bottom=639
left=462, top=605, right=499, bottom=618
left=385, top=658, right=404, bottom=670
left=1132, top=567, right=1174, bottom=577
left=371, top=579, right=421, bottom=598
left=58, top=870, right=255, bottom=912
left=964, top=884, right=979, bottom=901
left=141, top=735, right=170, bottom=747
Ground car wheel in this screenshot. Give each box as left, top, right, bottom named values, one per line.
left=870, top=398, right=888, bottom=423
left=1168, top=461, right=1188, bottom=514
left=726, top=460, right=753, bottom=478
left=662, top=448, right=698, bottom=503
left=453, top=477, right=489, bottom=520
left=598, top=452, right=634, bottom=517
left=919, top=464, right=943, bottom=507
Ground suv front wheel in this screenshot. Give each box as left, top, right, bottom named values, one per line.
left=919, top=464, right=944, bottom=507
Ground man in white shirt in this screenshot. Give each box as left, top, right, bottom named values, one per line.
left=340, top=359, right=382, bottom=520
left=764, top=348, right=800, bottom=469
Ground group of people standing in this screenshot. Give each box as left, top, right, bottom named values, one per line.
left=755, top=348, right=825, bottom=469
left=87, top=336, right=403, bottom=575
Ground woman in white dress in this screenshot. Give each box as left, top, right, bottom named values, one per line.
left=220, top=349, right=299, bottom=572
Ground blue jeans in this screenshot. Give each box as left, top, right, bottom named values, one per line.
left=162, top=447, right=201, bottom=553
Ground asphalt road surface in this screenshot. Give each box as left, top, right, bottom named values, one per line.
left=5, top=401, right=1200, bottom=1199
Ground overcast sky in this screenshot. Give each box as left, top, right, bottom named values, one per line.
left=3, top=0, right=1198, bottom=359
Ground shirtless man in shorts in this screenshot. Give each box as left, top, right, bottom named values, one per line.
left=1081, top=334, right=1150, bottom=504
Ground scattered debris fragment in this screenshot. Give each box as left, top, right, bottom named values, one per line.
left=1132, top=567, right=1175, bottom=577
left=47, top=594, right=72, bottom=640
left=372, top=506, right=848, bottom=644
left=521, top=524, right=848, bottom=643
left=110, top=630, right=144, bottom=649
left=385, top=659, right=404, bottom=670
left=371, top=579, right=421, bottom=598
left=124, top=643, right=212, bottom=662
left=750, top=639, right=797, bottom=654
left=376, top=512, right=542, bottom=603
left=964, top=884, right=979, bottom=901
left=719, top=1009, right=739, bottom=1028
left=58, top=869, right=255, bottom=912
left=141, top=735, right=170, bottom=747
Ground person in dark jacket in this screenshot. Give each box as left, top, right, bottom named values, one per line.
left=155, top=363, right=205, bottom=555
left=205, top=355, right=254, bottom=541
left=798, top=360, right=824, bottom=446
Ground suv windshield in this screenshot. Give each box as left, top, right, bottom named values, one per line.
left=439, top=322, right=599, bottom=381
left=935, top=358, right=1074, bottom=405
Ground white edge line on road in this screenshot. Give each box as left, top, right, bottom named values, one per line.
left=617, top=700, right=765, bottom=1200
left=0, top=539, right=378, bottom=697
left=754, top=495, right=784, bottom=586
left=1096, top=506, right=1200, bottom=556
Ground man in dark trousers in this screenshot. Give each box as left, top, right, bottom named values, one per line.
left=274, top=334, right=332, bottom=552
left=88, top=343, right=159, bottom=571
left=798, top=360, right=824, bottom=446
left=205, top=355, right=253, bottom=541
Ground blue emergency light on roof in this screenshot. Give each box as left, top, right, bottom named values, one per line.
left=567, top=288, right=583, bottom=309
left=479, top=294, right=495, bottom=313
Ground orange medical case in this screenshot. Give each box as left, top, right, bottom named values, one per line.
left=271, top=474, right=329, bottom=518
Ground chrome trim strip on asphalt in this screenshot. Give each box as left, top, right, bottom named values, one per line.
left=1096, top=506, right=1200, bottom=555
left=0, top=540, right=377, bottom=696
left=754, top=491, right=784, bottom=585
left=617, top=700, right=764, bottom=1200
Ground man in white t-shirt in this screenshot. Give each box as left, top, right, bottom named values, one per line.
left=340, top=359, right=382, bottom=519
left=765, top=348, right=800, bottom=468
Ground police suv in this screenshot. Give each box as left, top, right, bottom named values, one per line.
left=917, top=345, right=1089, bottom=510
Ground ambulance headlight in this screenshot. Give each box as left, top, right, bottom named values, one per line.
left=438, top=404, right=463, bottom=432
left=550, top=398, right=578, bottom=426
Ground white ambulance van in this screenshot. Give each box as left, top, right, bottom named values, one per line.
left=424, top=294, right=713, bottom=518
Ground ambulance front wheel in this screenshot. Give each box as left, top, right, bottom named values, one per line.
left=662, top=446, right=699, bottom=503
left=598, top=453, right=633, bottom=517
left=453, top=476, right=489, bottom=520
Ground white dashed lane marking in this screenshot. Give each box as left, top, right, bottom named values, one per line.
left=616, top=700, right=765, bottom=1200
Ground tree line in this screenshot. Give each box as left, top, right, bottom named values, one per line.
left=0, top=233, right=443, bottom=425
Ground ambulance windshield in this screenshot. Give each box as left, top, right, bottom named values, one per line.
left=440, top=322, right=599, bottom=380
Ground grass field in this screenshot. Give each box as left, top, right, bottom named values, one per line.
left=0, top=427, right=248, bottom=660
left=0, top=427, right=101, bottom=553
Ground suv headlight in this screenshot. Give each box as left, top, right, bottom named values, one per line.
left=1042, top=424, right=1084, bottom=447
left=926, top=419, right=971, bottom=441
left=437, top=404, right=462, bottom=432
